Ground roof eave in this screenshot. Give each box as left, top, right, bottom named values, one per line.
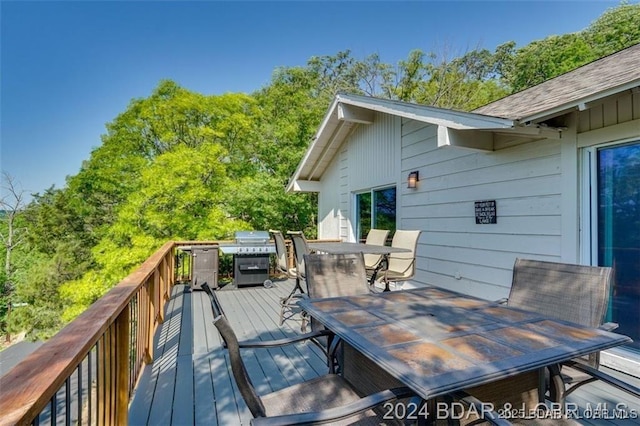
left=336, top=93, right=516, bottom=130
left=286, top=97, right=342, bottom=193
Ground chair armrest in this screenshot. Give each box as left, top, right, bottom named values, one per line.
left=237, top=330, right=334, bottom=349
left=384, top=258, right=415, bottom=278
left=448, top=391, right=512, bottom=426
left=563, top=360, right=640, bottom=399
left=599, top=322, right=619, bottom=332
left=250, top=387, right=416, bottom=426
left=280, top=293, right=308, bottom=303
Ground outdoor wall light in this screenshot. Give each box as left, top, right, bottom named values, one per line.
left=407, top=171, right=419, bottom=189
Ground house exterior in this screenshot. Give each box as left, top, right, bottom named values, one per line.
left=287, top=44, right=640, bottom=371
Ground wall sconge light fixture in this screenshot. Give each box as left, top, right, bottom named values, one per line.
left=407, top=171, right=419, bottom=189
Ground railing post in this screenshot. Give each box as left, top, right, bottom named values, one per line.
left=116, top=303, right=130, bottom=425
left=169, top=248, right=176, bottom=287
left=286, top=241, right=295, bottom=270
left=155, top=269, right=164, bottom=323
left=161, top=258, right=168, bottom=301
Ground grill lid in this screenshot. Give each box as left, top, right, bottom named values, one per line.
left=235, top=230, right=270, bottom=244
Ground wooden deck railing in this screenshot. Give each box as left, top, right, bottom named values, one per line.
left=0, top=237, right=336, bottom=426
left=0, top=240, right=218, bottom=426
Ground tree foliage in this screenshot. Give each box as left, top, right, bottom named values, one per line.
left=500, top=2, right=640, bottom=92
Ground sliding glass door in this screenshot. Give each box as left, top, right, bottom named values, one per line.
left=592, top=141, right=640, bottom=352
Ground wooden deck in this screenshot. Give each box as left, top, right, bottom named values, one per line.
left=129, top=281, right=640, bottom=426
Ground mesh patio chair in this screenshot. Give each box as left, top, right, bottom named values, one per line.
left=278, top=231, right=309, bottom=328
left=301, top=252, right=372, bottom=333
left=375, top=230, right=421, bottom=292
left=269, top=229, right=295, bottom=278
left=362, top=229, right=390, bottom=272
left=506, top=258, right=640, bottom=401
left=202, top=283, right=416, bottom=426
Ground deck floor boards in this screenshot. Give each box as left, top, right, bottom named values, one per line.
left=129, top=281, right=640, bottom=426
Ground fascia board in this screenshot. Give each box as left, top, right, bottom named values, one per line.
left=336, top=94, right=515, bottom=130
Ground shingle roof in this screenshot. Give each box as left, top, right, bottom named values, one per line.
left=473, top=43, right=640, bottom=122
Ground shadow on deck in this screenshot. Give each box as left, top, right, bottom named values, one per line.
left=129, top=282, right=640, bottom=426
left=129, top=280, right=327, bottom=425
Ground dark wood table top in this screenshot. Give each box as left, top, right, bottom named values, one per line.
left=298, top=287, right=632, bottom=400
left=308, top=241, right=410, bottom=255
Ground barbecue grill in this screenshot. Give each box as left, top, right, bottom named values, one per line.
left=219, top=231, right=276, bottom=287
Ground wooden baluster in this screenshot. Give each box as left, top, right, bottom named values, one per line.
left=116, top=304, right=130, bottom=425
left=142, top=280, right=155, bottom=364
left=97, top=334, right=105, bottom=426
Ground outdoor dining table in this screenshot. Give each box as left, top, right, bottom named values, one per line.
left=308, top=241, right=411, bottom=287
left=298, top=286, right=632, bottom=421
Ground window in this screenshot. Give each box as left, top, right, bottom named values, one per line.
left=356, top=187, right=396, bottom=242
left=584, top=141, right=640, bottom=353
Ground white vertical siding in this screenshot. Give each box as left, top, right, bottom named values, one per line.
left=317, top=153, right=342, bottom=239
left=578, top=91, right=640, bottom=133
left=317, top=112, right=400, bottom=241
left=400, top=119, right=563, bottom=300
left=347, top=112, right=399, bottom=191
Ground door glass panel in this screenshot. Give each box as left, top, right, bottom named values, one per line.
left=597, top=142, right=640, bottom=352
left=373, top=187, right=396, bottom=240
left=356, top=192, right=371, bottom=242
left=356, top=187, right=396, bottom=243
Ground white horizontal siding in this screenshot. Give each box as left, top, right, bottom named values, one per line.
left=400, top=120, right=563, bottom=300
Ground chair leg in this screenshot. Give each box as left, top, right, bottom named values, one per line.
left=279, top=276, right=304, bottom=327
left=547, top=363, right=565, bottom=404
left=279, top=301, right=286, bottom=326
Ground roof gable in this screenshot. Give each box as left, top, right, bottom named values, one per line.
left=286, top=94, right=518, bottom=192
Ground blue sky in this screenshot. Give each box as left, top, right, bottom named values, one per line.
left=0, top=1, right=628, bottom=201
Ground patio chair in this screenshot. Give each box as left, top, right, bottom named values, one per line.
left=301, top=252, right=372, bottom=333
left=506, top=258, right=640, bottom=401
left=278, top=231, right=309, bottom=328
left=202, top=283, right=416, bottom=425
left=362, top=228, right=389, bottom=272
left=269, top=229, right=295, bottom=278
left=375, top=230, right=421, bottom=292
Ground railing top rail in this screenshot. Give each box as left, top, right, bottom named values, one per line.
left=0, top=240, right=177, bottom=426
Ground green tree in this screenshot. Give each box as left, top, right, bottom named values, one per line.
left=7, top=243, right=74, bottom=340
left=0, top=173, right=28, bottom=341
left=60, top=142, right=249, bottom=320
left=503, top=34, right=595, bottom=92
left=498, top=3, right=640, bottom=92
left=585, top=2, right=640, bottom=57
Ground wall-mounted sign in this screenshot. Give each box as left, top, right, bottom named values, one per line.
left=475, top=200, right=497, bottom=224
